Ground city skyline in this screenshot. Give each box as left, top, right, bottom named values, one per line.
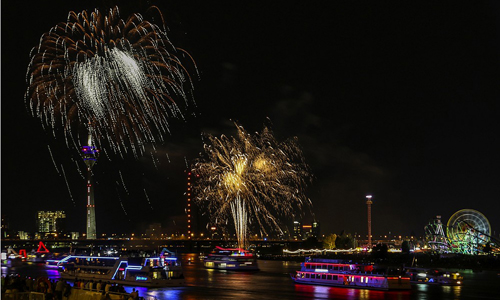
left=2, top=1, right=500, bottom=238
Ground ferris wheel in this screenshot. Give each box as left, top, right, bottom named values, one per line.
left=446, top=209, right=491, bottom=254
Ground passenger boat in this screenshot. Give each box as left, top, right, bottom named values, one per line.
left=291, top=258, right=411, bottom=290
left=57, top=250, right=184, bottom=287
left=203, top=246, right=259, bottom=271
left=405, top=267, right=462, bottom=285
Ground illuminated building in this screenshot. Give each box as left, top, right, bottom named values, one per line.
left=18, top=231, right=29, bottom=240
left=37, top=211, right=66, bottom=233
left=299, top=221, right=320, bottom=240
left=366, top=195, right=373, bottom=248
left=293, top=221, right=302, bottom=240
left=312, top=221, right=320, bottom=238
left=82, top=133, right=99, bottom=240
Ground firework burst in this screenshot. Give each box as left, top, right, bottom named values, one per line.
left=192, top=123, right=312, bottom=249
left=26, top=6, right=196, bottom=156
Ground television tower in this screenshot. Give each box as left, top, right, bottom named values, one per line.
left=366, top=195, right=373, bottom=249
left=82, top=133, right=99, bottom=240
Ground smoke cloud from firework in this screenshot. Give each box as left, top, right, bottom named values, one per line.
left=26, top=6, right=196, bottom=157
left=192, top=123, right=312, bottom=249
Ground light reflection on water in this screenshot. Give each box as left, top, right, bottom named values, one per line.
left=294, top=284, right=411, bottom=300
left=2, top=256, right=499, bottom=300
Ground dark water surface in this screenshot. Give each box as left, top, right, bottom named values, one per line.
left=3, top=254, right=500, bottom=299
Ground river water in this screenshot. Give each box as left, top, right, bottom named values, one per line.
left=2, top=253, right=499, bottom=299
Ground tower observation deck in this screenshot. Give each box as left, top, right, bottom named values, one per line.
left=82, top=134, right=99, bottom=240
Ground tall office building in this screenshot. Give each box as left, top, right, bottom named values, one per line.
left=37, top=211, right=66, bottom=233
left=293, top=221, right=302, bottom=240
left=312, top=221, right=321, bottom=238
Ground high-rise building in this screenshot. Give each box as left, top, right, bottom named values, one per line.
left=293, top=221, right=302, bottom=240
left=301, top=221, right=320, bottom=239
left=312, top=221, right=320, bottom=238
left=37, top=211, right=66, bottom=233
left=82, top=133, right=99, bottom=240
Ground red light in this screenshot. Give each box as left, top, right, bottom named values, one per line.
left=188, top=172, right=191, bottom=176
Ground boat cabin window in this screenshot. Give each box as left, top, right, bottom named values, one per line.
left=333, top=266, right=339, bottom=271
left=328, top=265, right=333, bottom=269
left=153, top=271, right=166, bottom=279
left=306, top=273, right=310, bottom=278
left=327, top=275, right=332, bottom=280
left=332, top=275, right=338, bottom=280
left=321, top=274, right=327, bottom=280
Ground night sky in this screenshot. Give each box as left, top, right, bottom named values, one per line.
left=2, top=1, right=500, bottom=238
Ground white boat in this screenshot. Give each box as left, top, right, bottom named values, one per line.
left=57, top=251, right=184, bottom=287
left=203, top=246, right=259, bottom=271
left=291, top=258, right=411, bottom=290
left=405, top=267, right=463, bottom=285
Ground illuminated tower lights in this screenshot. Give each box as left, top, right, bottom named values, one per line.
left=187, top=172, right=192, bottom=239
left=82, top=133, right=99, bottom=240
left=366, top=195, right=373, bottom=249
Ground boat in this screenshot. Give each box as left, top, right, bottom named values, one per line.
left=57, top=250, right=184, bottom=287
left=291, top=257, right=411, bottom=290
left=405, top=267, right=463, bottom=285
left=203, top=246, right=259, bottom=271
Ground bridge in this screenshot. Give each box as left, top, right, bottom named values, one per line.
left=1, top=239, right=310, bottom=255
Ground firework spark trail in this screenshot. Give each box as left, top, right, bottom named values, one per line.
left=151, top=152, right=159, bottom=170
left=26, top=6, right=196, bottom=157
left=118, top=170, right=129, bottom=195
left=115, top=185, right=129, bottom=218
left=70, top=158, right=85, bottom=179
left=47, top=145, right=60, bottom=175
left=192, top=123, right=312, bottom=249
left=230, top=196, right=247, bottom=249
left=61, top=164, right=76, bottom=206
left=165, top=153, right=171, bottom=163
left=144, top=188, right=154, bottom=210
